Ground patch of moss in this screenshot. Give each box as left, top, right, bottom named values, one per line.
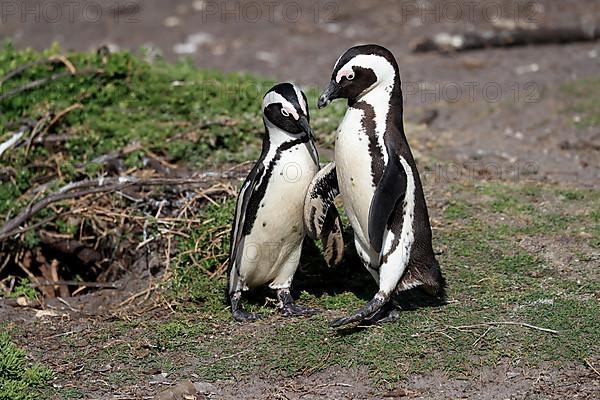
left=169, top=197, right=234, bottom=314
left=0, top=331, right=52, bottom=400
left=0, top=42, right=342, bottom=234
left=7, top=278, right=38, bottom=300
left=444, top=200, right=472, bottom=220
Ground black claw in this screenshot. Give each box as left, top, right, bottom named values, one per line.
left=329, top=293, right=388, bottom=328
left=375, top=309, right=401, bottom=324
left=231, top=291, right=261, bottom=322
left=276, top=288, right=318, bottom=318
left=281, top=303, right=319, bottom=317
left=329, top=316, right=353, bottom=328
left=232, top=309, right=262, bottom=322
left=362, top=303, right=401, bottom=325
left=366, top=308, right=401, bottom=325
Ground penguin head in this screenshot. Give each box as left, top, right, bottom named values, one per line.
left=318, top=44, right=399, bottom=108
left=262, top=83, right=312, bottom=138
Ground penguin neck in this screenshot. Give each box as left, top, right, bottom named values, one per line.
left=263, top=118, right=301, bottom=148
left=349, top=77, right=405, bottom=140
left=261, top=118, right=310, bottom=166
left=354, top=75, right=402, bottom=110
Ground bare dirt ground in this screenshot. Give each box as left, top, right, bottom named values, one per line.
left=1, top=1, right=599, bottom=399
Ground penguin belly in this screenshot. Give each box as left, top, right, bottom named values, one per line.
left=239, top=147, right=317, bottom=289
left=335, top=109, right=379, bottom=261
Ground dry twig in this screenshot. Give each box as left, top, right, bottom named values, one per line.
left=0, top=55, right=76, bottom=85
left=31, top=280, right=120, bottom=289
left=0, top=174, right=238, bottom=242
left=451, top=321, right=559, bottom=335
left=0, top=68, right=102, bottom=102
left=0, top=124, right=31, bottom=158
left=585, top=359, right=600, bottom=377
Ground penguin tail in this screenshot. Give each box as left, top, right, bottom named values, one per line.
left=421, top=259, right=447, bottom=301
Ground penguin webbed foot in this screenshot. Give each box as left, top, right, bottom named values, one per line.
left=277, top=288, right=318, bottom=318
left=230, top=290, right=262, bottom=322
left=280, top=303, right=319, bottom=317
left=232, top=308, right=262, bottom=322
left=365, top=307, right=401, bottom=325
left=330, top=292, right=388, bottom=328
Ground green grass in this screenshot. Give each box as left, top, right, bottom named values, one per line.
left=169, top=197, right=234, bottom=313
left=443, top=200, right=472, bottom=220
left=33, top=174, right=598, bottom=398
left=7, top=278, right=38, bottom=300
left=109, top=179, right=595, bottom=387
left=3, top=45, right=598, bottom=396
left=0, top=331, right=52, bottom=400
left=0, top=42, right=344, bottom=222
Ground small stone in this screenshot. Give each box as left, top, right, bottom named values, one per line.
left=155, top=380, right=207, bottom=400
left=35, top=309, right=62, bottom=318
left=256, top=51, right=277, bottom=64
left=17, top=297, right=29, bottom=307
left=514, top=63, right=539, bottom=75
left=173, top=43, right=197, bottom=55
left=164, top=16, right=182, bottom=28
left=193, top=1, right=206, bottom=11
left=193, top=382, right=217, bottom=394
left=187, top=33, right=214, bottom=46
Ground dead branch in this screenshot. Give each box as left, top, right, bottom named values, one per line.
left=0, top=68, right=102, bottom=102
left=25, top=113, right=52, bottom=156
left=31, top=280, right=120, bottom=289
left=0, top=123, right=35, bottom=158
left=0, top=174, right=240, bottom=242
left=46, top=103, right=83, bottom=134
left=0, top=55, right=76, bottom=86
left=39, top=230, right=102, bottom=265
left=411, top=26, right=600, bottom=53
left=585, top=359, right=600, bottom=377
left=450, top=321, right=559, bottom=335
left=49, top=55, right=77, bottom=74
left=25, top=104, right=82, bottom=156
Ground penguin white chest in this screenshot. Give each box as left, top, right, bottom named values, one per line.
left=240, top=145, right=317, bottom=288
left=335, top=108, right=377, bottom=245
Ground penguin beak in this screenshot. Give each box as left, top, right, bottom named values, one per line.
left=298, top=115, right=313, bottom=137
left=318, top=81, right=341, bottom=109
left=298, top=115, right=319, bottom=166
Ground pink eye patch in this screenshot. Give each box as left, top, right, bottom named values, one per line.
left=284, top=107, right=299, bottom=120
left=336, top=69, right=354, bottom=83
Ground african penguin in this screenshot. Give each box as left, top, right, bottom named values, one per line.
left=316, top=44, right=446, bottom=327
left=228, top=82, right=339, bottom=322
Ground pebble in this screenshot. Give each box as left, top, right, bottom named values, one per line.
left=164, top=16, right=182, bottom=28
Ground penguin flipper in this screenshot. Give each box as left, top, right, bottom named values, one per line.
left=228, top=162, right=264, bottom=293
left=304, top=162, right=344, bottom=267
left=368, top=152, right=407, bottom=254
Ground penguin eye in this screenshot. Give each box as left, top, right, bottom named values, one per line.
left=281, top=108, right=290, bottom=117
left=346, top=72, right=355, bottom=81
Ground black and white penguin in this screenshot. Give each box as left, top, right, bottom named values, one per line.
left=228, top=82, right=342, bottom=322
left=316, top=44, right=446, bottom=327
